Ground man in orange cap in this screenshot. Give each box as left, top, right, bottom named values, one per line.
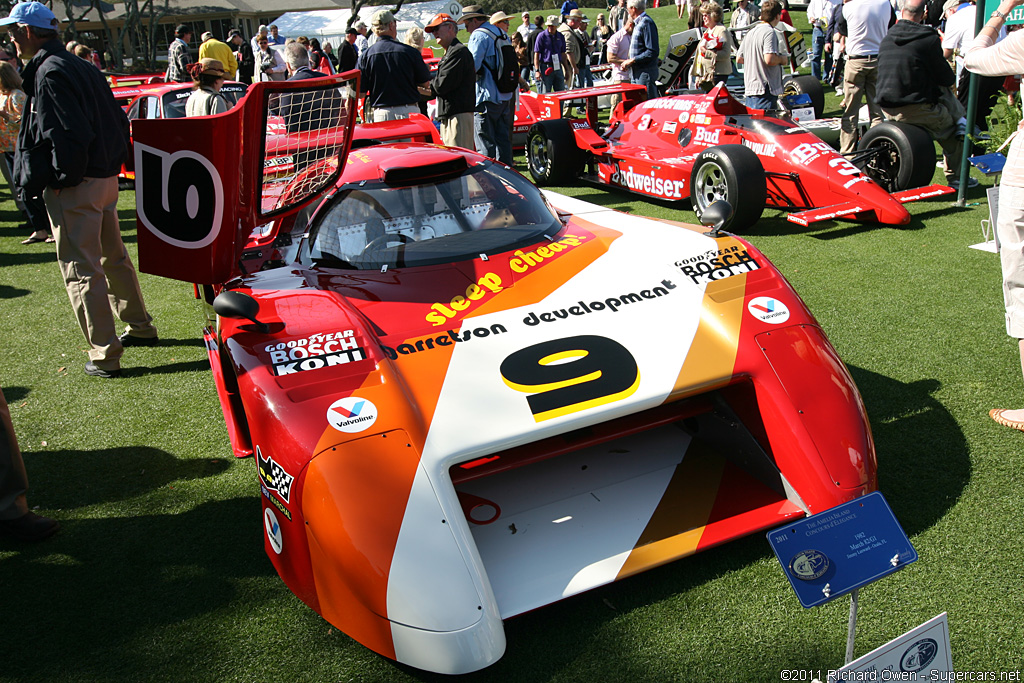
left=423, top=13, right=476, bottom=149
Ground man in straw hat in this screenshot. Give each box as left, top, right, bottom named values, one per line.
left=1, top=1, right=157, bottom=377
left=462, top=5, right=514, bottom=163
left=423, top=13, right=476, bottom=150
left=358, top=8, right=431, bottom=121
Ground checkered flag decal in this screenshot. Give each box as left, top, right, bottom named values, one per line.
left=256, top=446, right=294, bottom=503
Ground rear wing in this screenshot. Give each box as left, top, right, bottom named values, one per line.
left=133, top=73, right=359, bottom=285
left=534, top=83, right=648, bottom=127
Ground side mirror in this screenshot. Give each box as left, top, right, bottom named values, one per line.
left=700, top=200, right=734, bottom=237
left=213, top=290, right=270, bottom=332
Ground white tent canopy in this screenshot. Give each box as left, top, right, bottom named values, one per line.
left=271, top=0, right=463, bottom=50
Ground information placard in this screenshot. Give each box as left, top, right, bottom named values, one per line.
left=829, top=613, right=952, bottom=681
left=767, top=492, right=917, bottom=608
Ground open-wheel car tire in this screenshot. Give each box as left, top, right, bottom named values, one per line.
left=784, top=74, right=825, bottom=120
left=527, top=119, right=585, bottom=186
left=690, top=145, right=766, bottom=232
left=855, top=121, right=934, bottom=193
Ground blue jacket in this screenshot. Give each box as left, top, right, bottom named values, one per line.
left=468, top=22, right=513, bottom=107
left=629, top=12, right=660, bottom=71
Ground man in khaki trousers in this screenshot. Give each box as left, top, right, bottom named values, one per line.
left=3, top=1, right=157, bottom=379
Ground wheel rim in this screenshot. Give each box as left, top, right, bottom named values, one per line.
left=863, top=139, right=899, bottom=193
left=529, top=135, right=552, bottom=179
left=693, top=161, right=728, bottom=215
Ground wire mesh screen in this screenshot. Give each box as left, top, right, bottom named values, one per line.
left=259, top=76, right=357, bottom=217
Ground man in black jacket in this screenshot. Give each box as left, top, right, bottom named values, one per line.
left=424, top=13, right=476, bottom=150
left=876, top=0, right=967, bottom=187
left=229, top=29, right=254, bottom=84
left=2, top=1, right=157, bottom=378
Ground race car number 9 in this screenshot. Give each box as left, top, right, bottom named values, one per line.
left=500, top=335, right=640, bottom=422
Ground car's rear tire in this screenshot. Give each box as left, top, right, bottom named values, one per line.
left=855, top=121, right=935, bottom=192
left=690, top=145, right=766, bottom=232
left=527, top=120, right=585, bottom=185
left=786, top=74, right=825, bottom=119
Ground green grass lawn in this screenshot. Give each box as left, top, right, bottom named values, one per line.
left=3, top=10, right=1024, bottom=682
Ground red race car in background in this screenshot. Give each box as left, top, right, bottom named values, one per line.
left=526, top=82, right=953, bottom=230
left=130, top=76, right=878, bottom=674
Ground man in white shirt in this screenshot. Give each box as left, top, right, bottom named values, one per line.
left=606, top=17, right=633, bottom=109
left=807, top=0, right=841, bottom=80
left=836, top=0, right=895, bottom=153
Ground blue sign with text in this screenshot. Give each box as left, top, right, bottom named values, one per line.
left=766, top=492, right=917, bottom=608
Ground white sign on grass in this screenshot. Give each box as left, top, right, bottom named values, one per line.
left=828, top=613, right=951, bottom=682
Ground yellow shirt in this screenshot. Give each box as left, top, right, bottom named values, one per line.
left=198, top=38, right=239, bottom=80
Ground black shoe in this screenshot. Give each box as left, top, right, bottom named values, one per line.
left=119, top=332, right=159, bottom=347
left=0, top=512, right=60, bottom=541
left=84, top=361, right=121, bottom=378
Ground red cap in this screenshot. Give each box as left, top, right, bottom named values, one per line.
left=425, top=12, right=455, bottom=33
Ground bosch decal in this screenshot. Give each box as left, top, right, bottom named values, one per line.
left=256, top=445, right=294, bottom=504
left=674, top=245, right=760, bottom=284
left=265, top=330, right=364, bottom=376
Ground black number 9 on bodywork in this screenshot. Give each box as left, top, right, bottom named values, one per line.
left=500, top=335, right=640, bottom=422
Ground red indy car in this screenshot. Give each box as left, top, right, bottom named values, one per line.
left=526, top=82, right=953, bottom=230
left=131, top=75, right=878, bottom=674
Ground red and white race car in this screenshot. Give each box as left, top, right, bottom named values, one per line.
left=131, top=75, right=878, bottom=674
left=525, top=82, right=953, bottom=230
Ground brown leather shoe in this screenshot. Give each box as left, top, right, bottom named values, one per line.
left=0, top=512, right=60, bottom=541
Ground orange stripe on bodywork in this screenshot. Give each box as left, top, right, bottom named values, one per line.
left=470, top=220, right=620, bottom=318
left=302, top=429, right=422, bottom=660
left=616, top=440, right=726, bottom=579
left=670, top=255, right=748, bottom=400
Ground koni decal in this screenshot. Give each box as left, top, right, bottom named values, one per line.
left=674, top=246, right=760, bottom=284
left=264, top=330, right=365, bottom=376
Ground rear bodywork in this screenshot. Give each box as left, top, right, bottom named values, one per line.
left=132, top=80, right=878, bottom=674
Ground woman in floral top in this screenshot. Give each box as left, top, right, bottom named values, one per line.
left=0, top=59, right=50, bottom=244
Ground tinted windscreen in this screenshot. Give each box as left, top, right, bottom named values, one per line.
left=308, top=160, right=561, bottom=270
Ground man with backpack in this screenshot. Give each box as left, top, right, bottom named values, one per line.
left=462, top=5, right=515, bottom=164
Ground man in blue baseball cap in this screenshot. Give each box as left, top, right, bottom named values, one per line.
left=2, top=1, right=158, bottom=378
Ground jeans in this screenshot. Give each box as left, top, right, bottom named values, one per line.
left=634, top=67, right=659, bottom=99
left=475, top=99, right=513, bottom=165
left=811, top=27, right=831, bottom=82
left=541, top=70, right=566, bottom=93
left=575, top=64, right=594, bottom=89
left=744, top=94, right=776, bottom=112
